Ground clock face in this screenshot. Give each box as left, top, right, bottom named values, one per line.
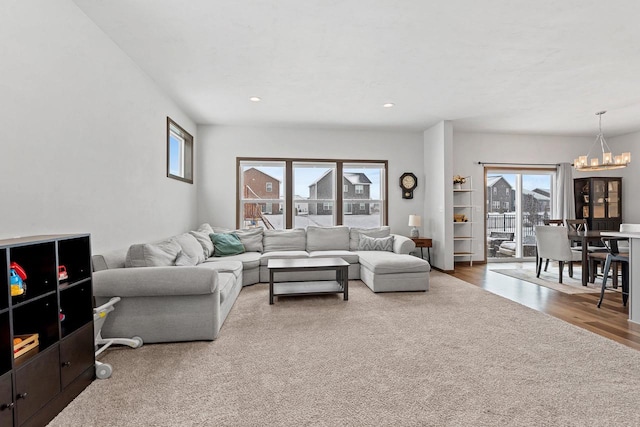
left=402, top=175, right=416, bottom=189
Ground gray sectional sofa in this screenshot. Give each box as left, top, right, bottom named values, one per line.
left=92, top=224, right=430, bottom=344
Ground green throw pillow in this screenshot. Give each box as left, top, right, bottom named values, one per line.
left=210, top=233, right=245, bottom=257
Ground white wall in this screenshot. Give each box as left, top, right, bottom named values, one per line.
left=424, top=121, right=454, bottom=271
left=452, top=132, right=595, bottom=261
left=609, top=131, right=640, bottom=223
left=0, top=1, right=197, bottom=253
left=197, top=126, right=424, bottom=234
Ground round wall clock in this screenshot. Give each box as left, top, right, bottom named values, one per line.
left=400, top=172, right=418, bottom=199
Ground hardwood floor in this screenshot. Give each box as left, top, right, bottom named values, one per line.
left=448, top=262, right=640, bottom=351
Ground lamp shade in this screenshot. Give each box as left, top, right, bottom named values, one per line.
left=408, top=215, right=421, bottom=227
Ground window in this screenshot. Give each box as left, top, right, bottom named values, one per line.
left=505, top=188, right=509, bottom=196
left=342, top=163, right=385, bottom=228
left=492, top=201, right=500, bottom=209
left=167, top=117, right=193, bottom=183
left=493, top=187, right=497, bottom=194
left=503, top=201, right=510, bottom=210
left=237, top=158, right=388, bottom=229
left=239, top=161, right=285, bottom=229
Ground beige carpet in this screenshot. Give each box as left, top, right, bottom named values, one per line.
left=49, top=272, right=640, bottom=426
left=491, top=264, right=619, bottom=294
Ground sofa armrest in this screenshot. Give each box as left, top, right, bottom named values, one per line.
left=93, top=267, right=219, bottom=298
left=392, top=234, right=416, bottom=255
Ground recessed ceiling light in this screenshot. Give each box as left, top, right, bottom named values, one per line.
left=383, top=103, right=395, bottom=108
left=249, top=96, right=261, bottom=102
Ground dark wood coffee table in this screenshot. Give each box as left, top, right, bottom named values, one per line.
left=268, top=257, right=349, bottom=304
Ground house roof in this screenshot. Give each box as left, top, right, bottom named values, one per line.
left=244, top=167, right=281, bottom=182
left=309, top=170, right=372, bottom=187
left=486, top=176, right=511, bottom=188
left=523, top=189, right=550, bottom=202
left=344, top=173, right=372, bottom=185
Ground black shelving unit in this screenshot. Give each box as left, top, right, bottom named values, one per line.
left=0, top=234, right=94, bottom=427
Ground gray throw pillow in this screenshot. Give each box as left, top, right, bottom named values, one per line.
left=172, top=233, right=206, bottom=264
left=174, top=250, right=198, bottom=266
left=189, top=230, right=215, bottom=258
left=234, top=228, right=264, bottom=252
left=198, top=223, right=214, bottom=234
left=125, top=239, right=182, bottom=267
left=358, top=234, right=394, bottom=252
left=349, top=226, right=391, bottom=251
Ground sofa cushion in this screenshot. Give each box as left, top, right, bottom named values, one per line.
left=357, top=251, right=429, bottom=274
left=172, top=233, right=206, bottom=264
left=306, top=226, right=350, bottom=251
left=349, top=226, right=391, bottom=251
left=234, top=228, right=264, bottom=252
left=125, top=239, right=182, bottom=268
left=358, top=235, right=394, bottom=252
left=189, top=230, right=214, bottom=258
left=263, top=229, right=306, bottom=252
left=204, top=252, right=261, bottom=271
left=260, top=251, right=309, bottom=266
left=308, top=250, right=360, bottom=264
left=210, top=233, right=245, bottom=257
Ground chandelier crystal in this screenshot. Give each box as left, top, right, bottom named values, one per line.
left=573, top=111, right=631, bottom=171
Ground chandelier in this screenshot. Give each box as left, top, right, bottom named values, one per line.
left=573, top=111, right=630, bottom=171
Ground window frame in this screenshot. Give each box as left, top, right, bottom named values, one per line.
left=237, top=158, right=388, bottom=229
left=266, top=182, right=273, bottom=192
left=166, top=117, right=194, bottom=184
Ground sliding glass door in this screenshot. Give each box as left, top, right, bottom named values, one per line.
left=486, top=168, right=555, bottom=261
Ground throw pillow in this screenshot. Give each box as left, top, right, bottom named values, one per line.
left=358, top=234, right=394, bottom=252
left=174, top=250, right=198, bottom=266
left=210, top=233, right=245, bottom=257
left=198, top=223, right=214, bottom=234
left=234, top=228, right=264, bottom=252
left=172, top=233, right=206, bottom=264
left=349, top=226, right=391, bottom=251
left=189, top=230, right=215, bottom=258
left=125, top=239, right=182, bottom=267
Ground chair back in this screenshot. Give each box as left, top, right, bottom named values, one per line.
left=620, top=223, right=640, bottom=233
left=544, top=219, right=564, bottom=226
left=566, top=219, right=588, bottom=231
left=535, top=225, right=575, bottom=262
left=617, top=224, right=640, bottom=254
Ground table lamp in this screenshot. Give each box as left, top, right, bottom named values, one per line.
left=408, top=215, right=421, bottom=238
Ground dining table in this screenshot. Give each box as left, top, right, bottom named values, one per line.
left=567, top=229, right=616, bottom=287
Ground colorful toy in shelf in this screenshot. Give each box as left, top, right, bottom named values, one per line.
left=58, top=265, right=68, bottom=281
left=10, top=261, right=27, bottom=296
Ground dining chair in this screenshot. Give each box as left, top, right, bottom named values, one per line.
left=540, top=219, right=564, bottom=272
left=597, top=224, right=640, bottom=308
left=535, top=226, right=582, bottom=284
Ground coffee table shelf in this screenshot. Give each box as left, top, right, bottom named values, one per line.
left=273, top=281, right=344, bottom=296
left=268, top=258, right=349, bottom=304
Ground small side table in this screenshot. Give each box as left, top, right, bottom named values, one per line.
left=410, top=237, right=432, bottom=265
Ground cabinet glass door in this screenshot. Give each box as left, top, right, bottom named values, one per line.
left=608, top=180, right=620, bottom=218
left=592, top=179, right=606, bottom=219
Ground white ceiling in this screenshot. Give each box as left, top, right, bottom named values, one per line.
left=73, top=0, right=640, bottom=136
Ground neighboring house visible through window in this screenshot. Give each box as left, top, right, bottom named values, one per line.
left=166, top=117, right=193, bottom=183
left=237, top=158, right=387, bottom=229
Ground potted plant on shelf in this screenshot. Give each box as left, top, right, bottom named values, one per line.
left=453, top=175, right=466, bottom=189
